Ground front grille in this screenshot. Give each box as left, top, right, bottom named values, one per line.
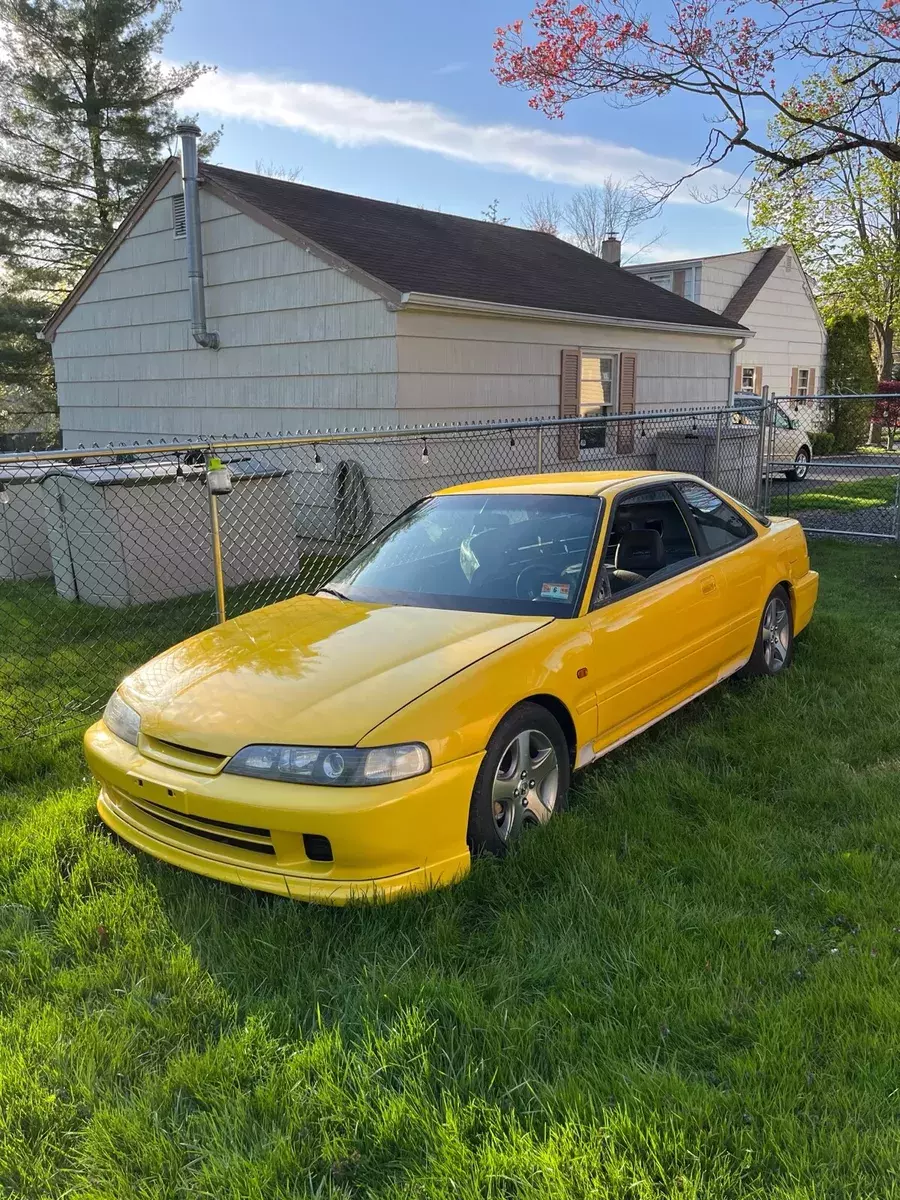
left=139, top=734, right=228, bottom=775
left=126, top=794, right=275, bottom=857
left=153, top=737, right=225, bottom=762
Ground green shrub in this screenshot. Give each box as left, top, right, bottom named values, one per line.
left=825, top=313, right=877, bottom=394
left=829, top=398, right=873, bottom=452
left=809, top=431, right=835, bottom=456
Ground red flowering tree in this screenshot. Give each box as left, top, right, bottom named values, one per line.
left=875, top=380, right=900, bottom=449
left=494, top=0, right=900, bottom=189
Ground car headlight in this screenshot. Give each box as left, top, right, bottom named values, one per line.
left=103, top=690, right=141, bottom=746
left=223, top=743, right=431, bottom=786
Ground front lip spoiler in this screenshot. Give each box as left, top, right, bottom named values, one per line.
left=97, top=787, right=471, bottom=906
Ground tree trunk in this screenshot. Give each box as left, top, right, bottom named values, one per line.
left=880, top=320, right=894, bottom=380
left=83, top=62, right=114, bottom=240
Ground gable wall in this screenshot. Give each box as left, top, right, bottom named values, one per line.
left=52, top=173, right=397, bottom=445
left=695, top=252, right=759, bottom=314
left=734, top=252, right=826, bottom=401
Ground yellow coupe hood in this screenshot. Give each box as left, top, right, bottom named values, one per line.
left=121, top=596, right=552, bottom=756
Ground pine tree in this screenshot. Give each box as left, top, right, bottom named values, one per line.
left=0, top=0, right=216, bottom=429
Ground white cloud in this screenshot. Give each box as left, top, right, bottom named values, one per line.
left=434, top=61, right=468, bottom=76
left=182, top=69, right=740, bottom=205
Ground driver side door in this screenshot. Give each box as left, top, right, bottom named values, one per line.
left=583, top=484, right=725, bottom=755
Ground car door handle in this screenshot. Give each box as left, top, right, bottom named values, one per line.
left=700, top=575, right=717, bottom=596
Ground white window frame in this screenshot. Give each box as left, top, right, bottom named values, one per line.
left=740, top=366, right=757, bottom=393
left=795, top=368, right=811, bottom=396
left=579, top=352, right=619, bottom=453
left=641, top=265, right=697, bottom=302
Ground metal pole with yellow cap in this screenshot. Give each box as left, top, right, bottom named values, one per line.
left=205, top=452, right=232, bottom=624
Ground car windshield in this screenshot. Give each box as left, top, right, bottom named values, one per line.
left=732, top=396, right=764, bottom=425
left=326, top=493, right=603, bottom=617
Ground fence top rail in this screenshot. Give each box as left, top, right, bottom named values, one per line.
left=771, top=393, right=888, bottom=402
left=769, top=457, right=900, bottom=470
left=0, top=404, right=762, bottom=467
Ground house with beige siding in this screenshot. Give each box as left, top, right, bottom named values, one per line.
left=628, top=246, right=826, bottom=404
left=43, top=144, right=751, bottom=451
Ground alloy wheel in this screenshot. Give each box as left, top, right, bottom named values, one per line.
left=763, top=596, right=791, bottom=673
left=794, top=450, right=810, bottom=480
left=491, top=728, right=559, bottom=842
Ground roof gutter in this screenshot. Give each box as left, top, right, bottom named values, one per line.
left=399, top=291, right=752, bottom=339
left=728, top=336, right=748, bottom=405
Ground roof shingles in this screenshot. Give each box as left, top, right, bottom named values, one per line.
left=202, top=164, right=746, bottom=333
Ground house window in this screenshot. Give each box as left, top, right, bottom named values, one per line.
left=740, top=366, right=757, bottom=393
left=796, top=368, right=811, bottom=396
left=579, top=354, right=617, bottom=449
left=172, top=194, right=186, bottom=239
left=642, top=266, right=696, bottom=302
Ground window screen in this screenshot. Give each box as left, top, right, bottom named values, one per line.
left=677, top=483, right=753, bottom=553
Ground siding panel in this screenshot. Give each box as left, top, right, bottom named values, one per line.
left=397, top=308, right=733, bottom=424
left=53, top=187, right=398, bottom=444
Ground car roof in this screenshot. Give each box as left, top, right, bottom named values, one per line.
left=435, top=470, right=694, bottom=497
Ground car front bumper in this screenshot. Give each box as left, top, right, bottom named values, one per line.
left=85, top=722, right=478, bottom=904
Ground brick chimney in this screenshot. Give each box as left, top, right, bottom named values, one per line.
left=601, top=234, right=622, bottom=265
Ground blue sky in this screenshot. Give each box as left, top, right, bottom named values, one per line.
left=166, top=0, right=753, bottom=262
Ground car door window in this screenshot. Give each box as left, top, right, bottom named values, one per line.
left=676, top=483, right=754, bottom=554
left=594, top=486, right=699, bottom=603
left=774, top=407, right=792, bottom=429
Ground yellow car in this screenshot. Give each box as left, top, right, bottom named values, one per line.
left=86, top=471, right=818, bottom=904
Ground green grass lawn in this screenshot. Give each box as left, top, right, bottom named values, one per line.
left=0, top=556, right=342, bottom=746
left=2, top=541, right=900, bottom=1198
left=770, top=474, right=899, bottom=514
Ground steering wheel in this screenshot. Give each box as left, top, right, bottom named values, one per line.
left=515, top=563, right=552, bottom=601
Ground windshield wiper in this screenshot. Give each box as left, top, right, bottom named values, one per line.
left=318, top=586, right=350, bottom=601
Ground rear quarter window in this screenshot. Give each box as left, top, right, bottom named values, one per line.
left=677, top=483, right=754, bottom=553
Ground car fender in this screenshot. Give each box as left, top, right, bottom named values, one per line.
left=358, top=618, right=594, bottom=767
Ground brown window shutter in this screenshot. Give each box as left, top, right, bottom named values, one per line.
left=672, top=269, right=686, bottom=297
left=617, top=353, right=637, bottom=454
left=806, top=368, right=816, bottom=396
left=754, top=366, right=763, bottom=394
left=790, top=367, right=799, bottom=396
left=734, top=363, right=743, bottom=391
left=559, top=348, right=581, bottom=463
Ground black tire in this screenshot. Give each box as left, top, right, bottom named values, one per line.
left=467, top=702, right=570, bottom=857
left=784, top=448, right=811, bottom=482
left=739, top=585, right=794, bottom=678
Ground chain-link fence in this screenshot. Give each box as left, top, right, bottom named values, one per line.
left=0, top=404, right=762, bottom=746
left=761, top=393, right=900, bottom=542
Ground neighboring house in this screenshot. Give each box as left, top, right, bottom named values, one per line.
left=628, top=246, right=826, bottom=406
left=43, top=144, right=750, bottom=450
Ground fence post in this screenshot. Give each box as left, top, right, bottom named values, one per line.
left=754, top=391, right=768, bottom=510
left=536, top=425, right=544, bottom=474
left=205, top=450, right=227, bottom=625
left=712, top=409, right=723, bottom=487
left=894, top=469, right=900, bottom=545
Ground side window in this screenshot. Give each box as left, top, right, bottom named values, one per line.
left=774, top=407, right=792, bottom=429
left=596, top=486, right=698, bottom=601
left=676, top=483, right=753, bottom=554
left=579, top=354, right=617, bottom=449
